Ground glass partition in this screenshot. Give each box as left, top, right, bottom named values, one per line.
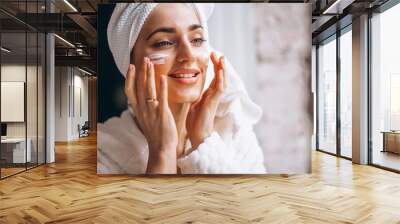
left=0, top=1, right=46, bottom=179
left=1, top=30, right=28, bottom=177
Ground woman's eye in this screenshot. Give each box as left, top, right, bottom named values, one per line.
left=153, top=41, right=174, bottom=49
left=192, top=38, right=207, bottom=46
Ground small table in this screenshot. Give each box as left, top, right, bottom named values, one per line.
left=381, top=131, right=400, bottom=154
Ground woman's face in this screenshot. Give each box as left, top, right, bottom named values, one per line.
left=132, top=3, right=209, bottom=104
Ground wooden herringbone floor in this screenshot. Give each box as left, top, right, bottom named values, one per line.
left=1, top=134, right=400, bottom=224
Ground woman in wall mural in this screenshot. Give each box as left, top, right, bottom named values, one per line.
left=98, top=3, right=266, bottom=174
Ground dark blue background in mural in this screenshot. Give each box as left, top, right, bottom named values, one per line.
left=98, top=4, right=127, bottom=123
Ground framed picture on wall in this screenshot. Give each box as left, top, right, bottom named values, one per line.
left=1, top=81, right=25, bottom=123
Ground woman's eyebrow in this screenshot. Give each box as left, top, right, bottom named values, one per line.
left=188, top=24, right=203, bottom=31
left=146, top=27, right=175, bottom=40
left=146, top=24, right=203, bottom=40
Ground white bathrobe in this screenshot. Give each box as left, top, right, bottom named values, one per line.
left=97, top=106, right=266, bottom=174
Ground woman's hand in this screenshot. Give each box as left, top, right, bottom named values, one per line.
left=186, top=52, right=227, bottom=149
left=125, top=57, right=178, bottom=174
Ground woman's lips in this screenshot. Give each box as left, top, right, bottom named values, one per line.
left=168, top=68, right=200, bottom=84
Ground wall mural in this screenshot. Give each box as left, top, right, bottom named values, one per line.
left=97, top=3, right=312, bottom=175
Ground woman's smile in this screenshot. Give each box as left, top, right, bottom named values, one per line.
left=168, top=68, right=201, bottom=84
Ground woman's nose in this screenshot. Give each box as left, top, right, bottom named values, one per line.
left=176, top=39, right=195, bottom=63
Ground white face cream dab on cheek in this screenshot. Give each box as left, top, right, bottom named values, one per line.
left=148, top=53, right=169, bottom=65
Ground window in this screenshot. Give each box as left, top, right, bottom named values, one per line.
left=339, top=27, right=352, bottom=158
left=317, top=35, right=337, bottom=154
left=370, top=2, right=400, bottom=171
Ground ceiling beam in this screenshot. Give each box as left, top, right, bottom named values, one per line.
left=322, top=0, right=356, bottom=14
left=67, top=13, right=97, bottom=46
left=55, top=55, right=96, bottom=71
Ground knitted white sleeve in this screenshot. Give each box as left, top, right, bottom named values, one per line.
left=177, top=128, right=266, bottom=174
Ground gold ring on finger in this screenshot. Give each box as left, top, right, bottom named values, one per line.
left=146, top=98, right=156, bottom=103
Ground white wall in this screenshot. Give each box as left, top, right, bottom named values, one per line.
left=55, top=66, right=68, bottom=141
left=1, top=65, right=41, bottom=138
left=1, top=65, right=26, bottom=131
left=55, top=67, right=89, bottom=141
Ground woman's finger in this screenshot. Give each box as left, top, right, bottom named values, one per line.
left=136, top=57, right=148, bottom=108
left=146, top=60, right=158, bottom=109
left=125, top=64, right=138, bottom=112
left=207, top=55, right=225, bottom=102
left=210, top=51, right=219, bottom=67
left=159, top=75, right=169, bottom=112
left=216, top=61, right=224, bottom=93
left=210, top=53, right=224, bottom=89
left=219, top=56, right=227, bottom=90
left=210, top=52, right=219, bottom=84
